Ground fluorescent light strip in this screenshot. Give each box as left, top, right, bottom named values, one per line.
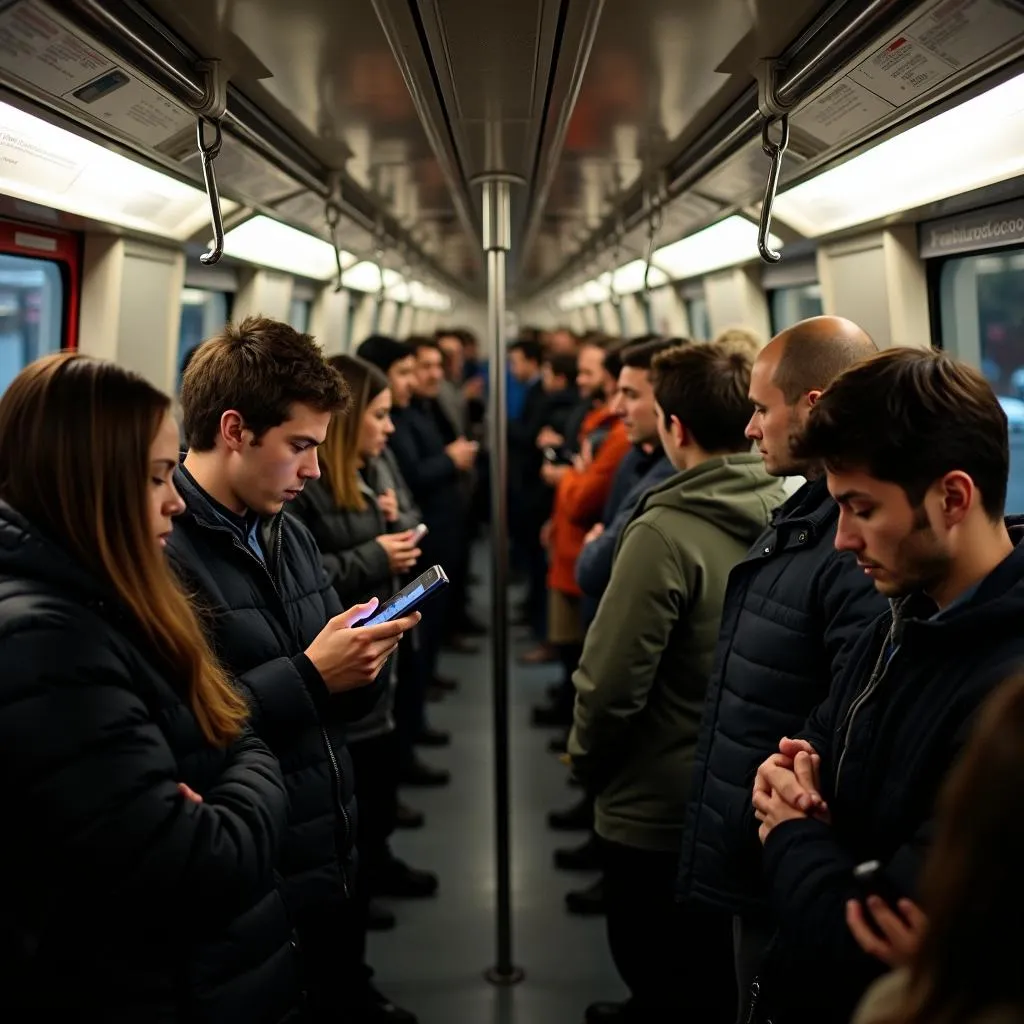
left=774, top=71, right=1024, bottom=237
left=0, top=101, right=235, bottom=240
left=222, top=215, right=354, bottom=280
left=557, top=216, right=775, bottom=309
left=652, top=215, right=782, bottom=280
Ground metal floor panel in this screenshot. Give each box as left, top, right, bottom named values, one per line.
left=368, top=552, right=625, bottom=1024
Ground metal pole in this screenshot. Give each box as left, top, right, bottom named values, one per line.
left=478, top=174, right=525, bottom=986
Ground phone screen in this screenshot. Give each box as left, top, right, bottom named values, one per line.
left=362, top=566, right=448, bottom=626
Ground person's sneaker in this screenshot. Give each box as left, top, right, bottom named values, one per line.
left=547, top=795, right=594, bottom=831
left=370, top=856, right=439, bottom=899
left=351, top=984, right=418, bottom=1024
left=394, top=801, right=425, bottom=829
left=366, top=900, right=396, bottom=931
left=565, top=875, right=606, bottom=916
left=584, top=1000, right=635, bottom=1023
left=554, top=833, right=603, bottom=871
left=399, top=756, right=450, bottom=787
left=414, top=726, right=451, bottom=747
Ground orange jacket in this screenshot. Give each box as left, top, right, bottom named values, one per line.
left=548, top=410, right=630, bottom=596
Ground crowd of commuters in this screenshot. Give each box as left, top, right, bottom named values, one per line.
left=3, top=311, right=1024, bottom=1024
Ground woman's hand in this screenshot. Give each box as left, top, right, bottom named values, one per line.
left=376, top=531, right=421, bottom=573
left=377, top=488, right=399, bottom=523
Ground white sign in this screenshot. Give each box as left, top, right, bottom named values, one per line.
left=0, top=1, right=194, bottom=147
left=795, top=78, right=894, bottom=147
left=850, top=34, right=957, bottom=104
left=0, top=2, right=111, bottom=94
left=908, top=0, right=1024, bottom=70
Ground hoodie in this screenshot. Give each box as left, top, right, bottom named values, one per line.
left=569, top=453, right=786, bottom=853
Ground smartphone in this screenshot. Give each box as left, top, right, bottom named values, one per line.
left=361, top=565, right=449, bottom=627
left=853, top=860, right=905, bottom=933
left=411, top=523, right=429, bottom=543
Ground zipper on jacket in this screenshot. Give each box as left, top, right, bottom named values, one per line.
left=193, top=515, right=352, bottom=897
left=834, top=619, right=897, bottom=792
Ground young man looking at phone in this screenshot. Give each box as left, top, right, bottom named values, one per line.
left=168, top=317, right=420, bottom=1024
left=750, top=348, right=1024, bottom=1023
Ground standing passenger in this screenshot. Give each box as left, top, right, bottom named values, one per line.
left=750, top=347, right=1024, bottom=1023
left=570, top=344, right=785, bottom=1022
left=674, top=317, right=884, bottom=1020
left=0, top=354, right=298, bottom=1022
left=166, top=317, right=421, bottom=1024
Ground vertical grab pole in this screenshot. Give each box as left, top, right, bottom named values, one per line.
left=479, top=173, right=526, bottom=987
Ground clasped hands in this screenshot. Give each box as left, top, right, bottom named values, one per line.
left=752, top=737, right=831, bottom=844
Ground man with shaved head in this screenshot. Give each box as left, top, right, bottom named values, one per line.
left=674, top=316, right=887, bottom=1021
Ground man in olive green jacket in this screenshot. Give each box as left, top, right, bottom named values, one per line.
left=569, top=344, right=786, bottom=1024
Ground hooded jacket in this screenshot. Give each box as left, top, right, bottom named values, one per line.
left=0, top=502, right=298, bottom=1023
left=568, top=454, right=786, bottom=852
left=757, top=521, right=1024, bottom=1022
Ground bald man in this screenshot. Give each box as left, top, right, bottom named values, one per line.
left=674, top=317, right=887, bottom=1021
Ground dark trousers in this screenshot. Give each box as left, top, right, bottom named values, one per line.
left=603, top=840, right=736, bottom=1019
left=349, top=730, right=400, bottom=886
left=393, top=636, right=426, bottom=770
left=296, top=896, right=369, bottom=1021
left=733, top=913, right=777, bottom=1024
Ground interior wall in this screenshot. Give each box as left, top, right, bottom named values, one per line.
left=704, top=265, right=771, bottom=343
left=78, top=233, right=185, bottom=392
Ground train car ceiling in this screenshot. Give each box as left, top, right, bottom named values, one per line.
left=0, top=0, right=1023, bottom=313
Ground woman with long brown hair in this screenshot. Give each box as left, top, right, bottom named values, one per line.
left=0, top=353, right=298, bottom=1022
left=852, top=670, right=1024, bottom=1024
left=290, top=354, right=438, bottom=925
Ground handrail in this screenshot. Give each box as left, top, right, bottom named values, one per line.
left=196, top=116, right=224, bottom=265
left=757, top=114, right=790, bottom=263
left=59, top=0, right=462, bottom=290
left=529, top=0, right=923, bottom=297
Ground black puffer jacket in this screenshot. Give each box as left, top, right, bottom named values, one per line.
left=758, top=523, right=1024, bottom=1022
left=0, top=501, right=298, bottom=1023
left=289, top=470, right=399, bottom=742
left=676, top=478, right=886, bottom=915
left=166, top=468, right=381, bottom=915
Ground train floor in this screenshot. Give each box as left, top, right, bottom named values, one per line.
left=367, top=544, right=627, bottom=1024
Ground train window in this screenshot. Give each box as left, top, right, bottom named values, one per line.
left=177, top=288, right=232, bottom=385
left=769, top=284, right=823, bottom=334
left=289, top=297, right=312, bottom=334
left=0, top=253, right=64, bottom=395
left=686, top=296, right=710, bottom=341
left=939, top=249, right=1024, bottom=512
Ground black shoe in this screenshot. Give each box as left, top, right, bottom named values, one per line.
left=371, top=857, right=439, bottom=899
left=443, top=634, right=480, bottom=654
left=532, top=701, right=573, bottom=728
left=399, top=756, right=450, bottom=787
left=565, top=875, right=606, bottom=916
left=394, top=801, right=425, bottom=829
left=585, top=1000, right=633, bottom=1023
left=352, top=985, right=418, bottom=1024
left=414, top=726, right=451, bottom=747
left=366, top=899, right=397, bottom=931
left=548, top=729, right=569, bottom=754
left=547, top=796, right=594, bottom=831
left=554, top=834, right=603, bottom=871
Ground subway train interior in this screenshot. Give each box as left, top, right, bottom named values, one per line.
left=3, top=0, right=1024, bottom=1022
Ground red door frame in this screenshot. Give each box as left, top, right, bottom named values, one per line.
left=0, top=218, right=81, bottom=350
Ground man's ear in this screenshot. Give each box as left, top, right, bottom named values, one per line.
left=805, top=388, right=823, bottom=408
left=220, top=410, right=248, bottom=452
left=937, top=470, right=975, bottom=527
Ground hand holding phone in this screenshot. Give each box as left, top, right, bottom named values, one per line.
left=305, top=599, right=420, bottom=693
left=847, top=861, right=927, bottom=967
